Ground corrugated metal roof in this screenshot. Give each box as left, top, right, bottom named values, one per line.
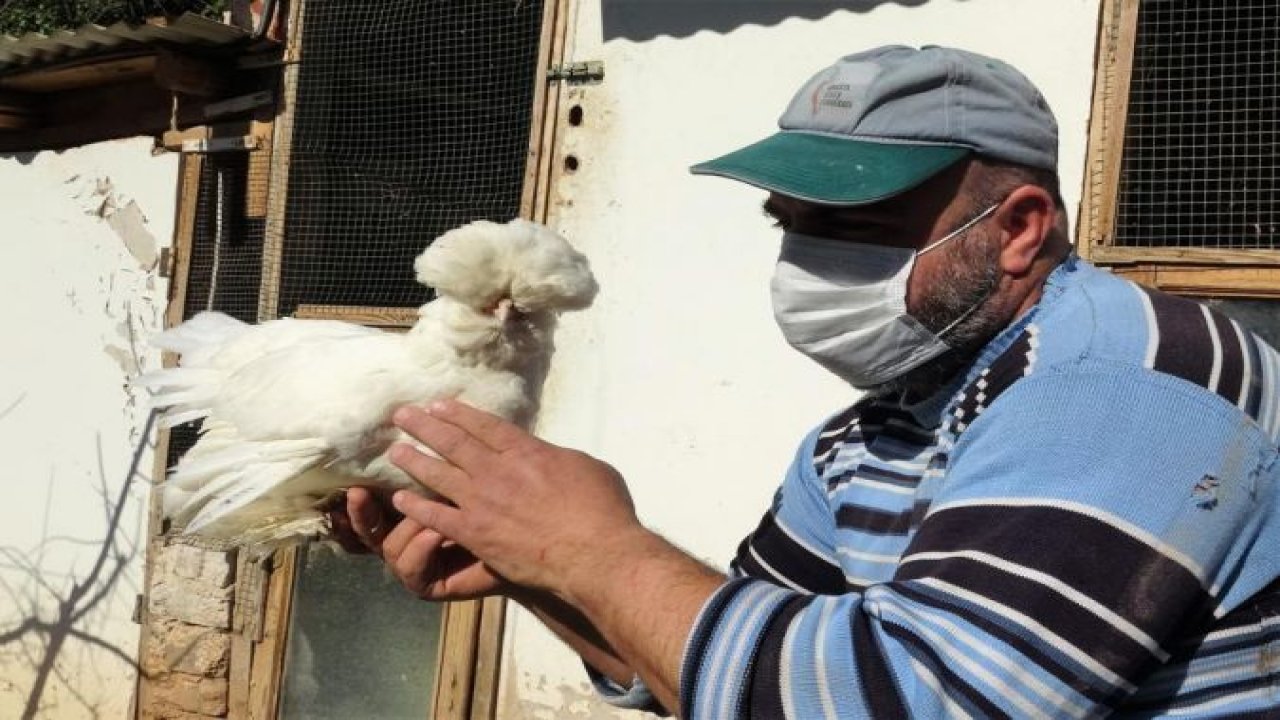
left=0, top=13, right=250, bottom=74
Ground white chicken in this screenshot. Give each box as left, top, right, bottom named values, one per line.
left=135, top=218, right=597, bottom=550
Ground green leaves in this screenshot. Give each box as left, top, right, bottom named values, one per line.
left=0, top=0, right=226, bottom=37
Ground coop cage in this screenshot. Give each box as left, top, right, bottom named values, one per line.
left=1116, top=1, right=1280, bottom=250
left=153, top=0, right=565, bottom=717
left=1082, top=0, right=1280, bottom=261
left=167, top=151, right=267, bottom=465
left=1077, top=0, right=1280, bottom=317
left=271, top=0, right=547, bottom=316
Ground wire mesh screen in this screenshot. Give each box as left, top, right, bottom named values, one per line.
left=1115, top=1, right=1280, bottom=249
left=274, top=0, right=547, bottom=316
left=168, top=154, right=267, bottom=466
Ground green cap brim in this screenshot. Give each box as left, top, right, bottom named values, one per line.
left=690, top=132, right=971, bottom=206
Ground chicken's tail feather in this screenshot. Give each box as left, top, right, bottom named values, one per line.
left=159, top=409, right=211, bottom=429
left=162, top=435, right=330, bottom=525
left=132, top=367, right=220, bottom=389
left=134, top=371, right=220, bottom=427
left=151, top=311, right=249, bottom=359
left=165, top=438, right=331, bottom=538
left=134, top=365, right=226, bottom=427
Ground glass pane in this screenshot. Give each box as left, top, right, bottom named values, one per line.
left=1204, top=298, right=1280, bottom=349
left=279, top=544, right=443, bottom=719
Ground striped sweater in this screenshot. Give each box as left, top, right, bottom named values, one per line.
left=679, top=256, right=1280, bottom=718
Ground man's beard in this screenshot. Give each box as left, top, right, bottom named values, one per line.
left=863, top=235, right=1009, bottom=401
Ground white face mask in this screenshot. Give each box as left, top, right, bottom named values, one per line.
left=770, top=204, right=998, bottom=388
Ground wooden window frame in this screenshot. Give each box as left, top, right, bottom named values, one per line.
left=1078, top=0, right=1280, bottom=299
left=141, top=0, right=577, bottom=717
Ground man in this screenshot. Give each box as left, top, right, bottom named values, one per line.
left=336, top=46, right=1280, bottom=717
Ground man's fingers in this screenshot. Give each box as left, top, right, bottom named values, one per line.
left=392, top=490, right=465, bottom=540
left=424, top=399, right=527, bottom=452
left=346, top=486, right=390, bottom=551
left=394, top=529, right=447, bottom=588
left=389, top=443, right=471, bottom=501
left=327, top=501, right=369, bottom=555
left=393, top=407, right=495, bottom=474
left=380, top=516, right=430, bottom=563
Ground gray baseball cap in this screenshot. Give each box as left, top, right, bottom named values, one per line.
left=690, top=45, right=1058, bottom=205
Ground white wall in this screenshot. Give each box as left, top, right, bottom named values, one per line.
left=506, top=0, right=1102, bottom=716
left=0, top=139, right=175, bottom=718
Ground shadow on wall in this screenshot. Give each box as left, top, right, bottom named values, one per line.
left=603, top=0, right=948, bottom=41
left=0, top=151, right=39, bottom=165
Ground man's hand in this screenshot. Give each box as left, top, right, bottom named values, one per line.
left=329, top=486, right=507, bottom=601
left=331, top=479, right=648, bottom=696
left=386, top=400, right=646, bottom=604
left=387, top=400, right=725, bottom=713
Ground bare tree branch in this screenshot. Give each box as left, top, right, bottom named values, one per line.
left=66, top=628, right=139, bottom=671
left=70, top=554, right=130, bottom=626
left=0, top=392, right=24, bottom=422
left=11, top=410, right=159, bottom=720
left=0, top=618, right=37, bottom=645
left=0, top=548, right=63, bottom=599
left=35, top=469, right=53, bottom=573
left=25, top=536, right=104, bottom=551
left=52, top=662, right=103, bottom=720
left=94, top=435, right=113, bottom=528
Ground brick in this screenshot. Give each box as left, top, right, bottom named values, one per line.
left=149, top=673, right=228, bottom=717
left=143, top=619, right=231, bottom=677
left=148, top=577, right=233, bottom=629
left=157, top=543, right=236, bottom=588
left=141, top=707, right=222, bottom=720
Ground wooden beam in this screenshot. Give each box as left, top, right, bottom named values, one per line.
left=247, top=549, right=298, bottom=719
left=154, top=48, right=227, bottom=98
left=290, top=304, right=419, bottom=327
left=518, top=0, right=561, bottom=220
left=236, top=52, right=288, bottom=70
left=226, top=552, right=258, bottom=719
left=1077, top=0, right=1141, bottom=256
left=134, top=154, right=204, bottom=720
left=435, top=600, right=483, bottom=720
left=0, top=89, right=40, bottom=130
left=1112, top=264, right=1280, bottom=299
left=530, top=0, right=573, bottom=226
left=468, top=597, right=508, bottom=720
left=257, top=0, right=308, bottom=322
left=159, top=120, right=266, bottom=152
left=204, top=90, right=274, bottom=120
left=1089, top=245, right=1280, bottom=267
left=244, top=118, right=275, bottom=220
left=0, top=78, right=206, bottom=152
left=0, top=52, right=156, bottom=93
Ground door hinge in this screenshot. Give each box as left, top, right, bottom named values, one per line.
left=548, top=60, right=604, bottom=85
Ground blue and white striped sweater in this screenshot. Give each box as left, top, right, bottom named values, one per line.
left=680, top=257, right=1280, bottom=718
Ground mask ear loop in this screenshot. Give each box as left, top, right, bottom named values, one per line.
left=917, top=202, right=1000, bottom=256
left=934, top=281, right=996, bottom=340
left=915, top=202, right=1003, bottom=340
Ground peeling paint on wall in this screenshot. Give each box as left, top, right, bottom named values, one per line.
left=70, top=174, right=162, bottom=271
left=108, top=202, right=161, bottom=272
left=0, top=138, right=177, bottom=719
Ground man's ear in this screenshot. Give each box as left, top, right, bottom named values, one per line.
left=995, top=185, right=1056, bottom=276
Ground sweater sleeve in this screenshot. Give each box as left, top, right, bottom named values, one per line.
left=678, top=362, right=1277, bottom=719
left=589, top=424, right=844, bottom=714
left=728, top=425, right=848, bottom=593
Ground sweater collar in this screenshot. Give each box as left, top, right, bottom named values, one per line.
left=893, top=254, right=1080, bottom=427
